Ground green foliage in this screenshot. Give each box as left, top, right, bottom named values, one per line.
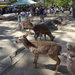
left=34, top=0, right=72, bottom=7
left=68, top=0, right=72, bottom=6
left=6, top=1, right=17, bottom=5
left=54, top=0, right=72, bottom=7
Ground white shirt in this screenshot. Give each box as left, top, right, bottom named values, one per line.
left=20, top=11, right=27, bottom=15
left=70, top=7, right=73, bottom=11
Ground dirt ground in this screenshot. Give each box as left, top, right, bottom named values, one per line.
left=1, top=52, right=69, bottom=75
left=0, top=11, right=75, bottom=75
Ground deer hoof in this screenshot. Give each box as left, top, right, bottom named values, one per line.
left=34, top=66, right=37, bottom=68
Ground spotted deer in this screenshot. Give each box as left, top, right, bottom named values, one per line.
left=15, top=32, right=61, bottom=74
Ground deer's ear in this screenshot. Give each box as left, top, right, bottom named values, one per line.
left=66, top=43, right=72, bottom=49
left=23, top=35, right=26, bottom=38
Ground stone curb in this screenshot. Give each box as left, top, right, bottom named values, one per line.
left=39, top=20, right=75, bottom=32
left=47, top=25, right=75, bottom=32
left=0, top=47, right=28, bottom=74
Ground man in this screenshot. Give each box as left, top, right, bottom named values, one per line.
left=39, top=6, right=44, bottom=22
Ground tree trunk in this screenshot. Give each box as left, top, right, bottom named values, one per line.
left=72, top=0, right=75, bottom=18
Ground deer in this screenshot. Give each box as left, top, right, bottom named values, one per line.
left=15, top=32, right=62, bottom=74
left=21, top=22, right=55, bottom=41
left=66, top=43, right=75, bottom=75
left=32, top=24, right=55, bottom=41
left=51, top=17, right=63, bottom=26
left=21, top=21, right=33, bottom=32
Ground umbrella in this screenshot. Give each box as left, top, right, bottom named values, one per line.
left=7, top=6, right=14, bottom=8
left=11, top=0, right=37, bottom=5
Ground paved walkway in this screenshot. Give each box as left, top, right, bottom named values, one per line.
left=0, top=11, right=75, bottom=75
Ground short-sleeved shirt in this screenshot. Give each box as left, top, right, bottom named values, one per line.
left=39, top=8, right=44, bottom=14
left=20, top=11, right=29, bottom=21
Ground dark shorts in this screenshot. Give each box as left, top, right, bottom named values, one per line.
left=40, top=14, right=44, bottom=19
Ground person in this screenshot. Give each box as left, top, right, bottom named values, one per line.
left=35, top=7, right=39, bottom=16
left=54, top=6, right=59, bottom=14
left=39, top=6, right=44, bottom=22
left=0, top=8, right=3, bottom=15
left=29, top=8, right=34, bottom=22
left=69, top=7, right=73, bottom=15
left=18, top=9, right=29, bottom=29
left=21, top=9, right=30, bottom=22
left=50, top=7, right=54, bottom=14
left=18, top=14, right=21, bottom=28
left=61, top=7, right=64, bottom=13
left=44, top=8, right=48, bottom=17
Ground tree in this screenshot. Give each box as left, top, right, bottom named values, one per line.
left=72, top=0, right=75, bottom=18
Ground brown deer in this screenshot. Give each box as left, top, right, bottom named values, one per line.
left=15, top=32, right=62, bottom=74
left=52, top=17, right=63, bottom=26
left=33, top=24, right=55, bottom=41
left=66, top=43, right=75, bottom=75
left=21, top=21, right=33, bottom=32
left=21, top=22, right=55, bottom=41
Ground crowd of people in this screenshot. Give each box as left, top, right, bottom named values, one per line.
left=0, top=5, right=73, bottom=28
left=0, top=7, right=19, bottom=15
left=0, top=6, right=73, bottom=16
left=18, top=6, right=48, bottom=28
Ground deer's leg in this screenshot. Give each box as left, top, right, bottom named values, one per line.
left=22, top=25, right=23, bottom=32
left=49, top=55, right=61, bottom=74
left=21, top=22, right=24, bottom=32
left=34, top=54, right=39, bottom=68
left=34, top=32, right=39, bottom=41
left=47, top=33, right=52, bottom=41
left=40, top=33, right=42, bottom=40
left=44, top=34, right=46, bottom=40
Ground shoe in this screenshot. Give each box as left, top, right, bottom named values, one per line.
left=18, top=25, right=22, bottom=27
left=40, top=21, right=42, bottom=22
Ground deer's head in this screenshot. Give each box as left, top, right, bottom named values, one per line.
left=51, top=36, right=55, bottom=41
left=66, top=43, right=75, bottom=60
left=15, top=32, right=29, bottom=43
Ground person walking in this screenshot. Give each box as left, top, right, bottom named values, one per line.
left=50, top=7, right=54, bottom=14
left=29, top=7, right=34, bottom=22
left=69, top=7, right=73, bottom=15
left=61, top=7, right=64, bottom=13
left=44, top=8, right=48, bottom=17
left=39, top=6, right=44, bottom=22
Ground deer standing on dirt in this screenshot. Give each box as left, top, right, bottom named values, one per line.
left=15, top=32, right=61, bottom=74
left=66, top=43, right=75, bottom=75
left=33, top=24, right=55, bottom=41
left=21, top=22, right=55, bottom=41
